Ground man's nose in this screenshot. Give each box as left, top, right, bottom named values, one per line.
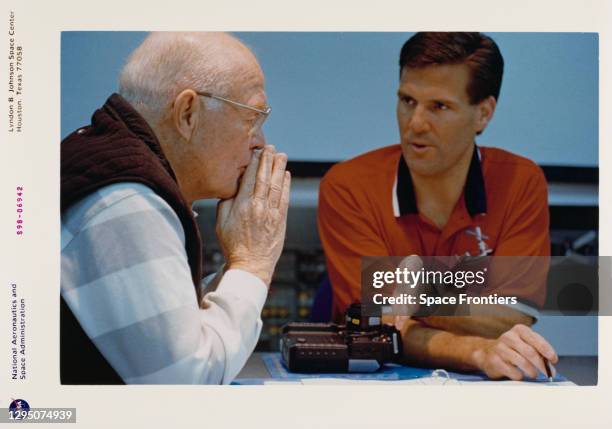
left=249, top=129, right=266, bottom=150
left=408, top=105, right=430, bottom=134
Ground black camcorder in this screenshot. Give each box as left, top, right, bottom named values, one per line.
left=280, top=304, right=402, bottom=373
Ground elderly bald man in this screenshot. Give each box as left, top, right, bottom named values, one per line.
left=60, top=33, right=290, bottom=384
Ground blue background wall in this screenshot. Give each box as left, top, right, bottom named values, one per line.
left=61, top=32, right=598, bottom=167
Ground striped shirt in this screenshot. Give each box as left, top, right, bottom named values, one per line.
left=61, top=182, right=267, bottom=384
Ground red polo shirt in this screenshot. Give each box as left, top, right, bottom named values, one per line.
left=318, top=144, right=550, bottom=320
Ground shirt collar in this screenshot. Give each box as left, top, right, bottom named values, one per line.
left=393, top=144, right=487, bottom=218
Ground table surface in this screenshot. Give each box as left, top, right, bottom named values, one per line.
left=236, top=352, right=598, bottom=386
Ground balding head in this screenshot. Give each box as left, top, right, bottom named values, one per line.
left=118, top=32, right=268, bottom=203
left=119, top=32, right=262, bottom=124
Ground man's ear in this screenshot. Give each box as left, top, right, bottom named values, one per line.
left=172, top=89, right=200, bottom=141
left=475, top=95, right=497, bottom=134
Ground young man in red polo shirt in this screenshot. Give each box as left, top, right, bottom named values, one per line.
left=318, top=32, right=558, bottom=380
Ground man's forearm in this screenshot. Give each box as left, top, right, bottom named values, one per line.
left=399, top=318, right=492, bottom=372
left=415, top=304, right=534, bottom=338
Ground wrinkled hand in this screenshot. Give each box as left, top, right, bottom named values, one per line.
left=216, top=145, right=291, bottom=285
left=473, top=324, right=558, bottom=380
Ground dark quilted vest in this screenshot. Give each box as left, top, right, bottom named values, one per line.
left=60, top=93, right=203, bottom=384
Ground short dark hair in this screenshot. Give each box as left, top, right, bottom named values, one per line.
left=399, top=32, right=504, bottom=104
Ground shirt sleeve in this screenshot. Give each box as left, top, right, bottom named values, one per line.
left=487, top=165, right=550, bottom=310
left=61, top=185, right=267, bottom=384
left=318, top=171, right=390, bottom=319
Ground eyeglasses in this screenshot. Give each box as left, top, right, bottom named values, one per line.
left=196, top=91, right=271, bottom=136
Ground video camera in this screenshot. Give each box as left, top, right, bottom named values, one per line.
left=280, top=304, right=402, bottom=373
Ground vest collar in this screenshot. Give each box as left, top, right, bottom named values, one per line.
left=102, top=93, right=178, bottom=181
